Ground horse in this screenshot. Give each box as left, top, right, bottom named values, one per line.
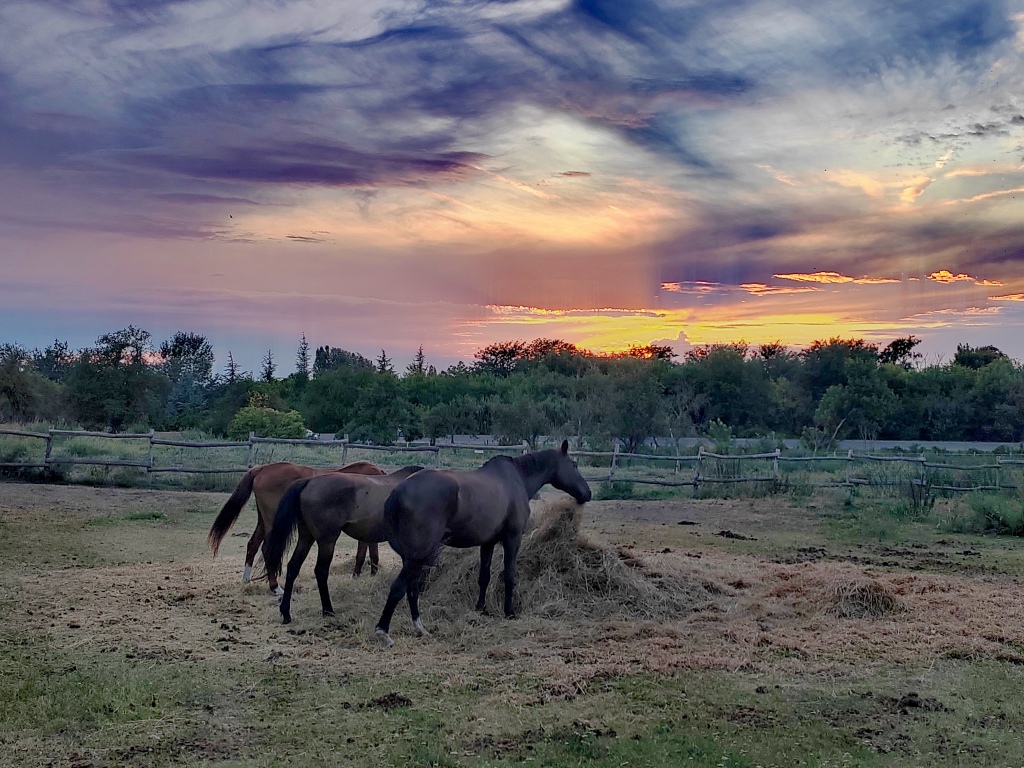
left=373, top=440, right=591, bottom=648
left=264, top=465, right=425, bottom=624
left=207, top=461, right=386, bottom=595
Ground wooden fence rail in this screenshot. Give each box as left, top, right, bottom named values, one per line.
left=2, top=428, right=1022, bottom=495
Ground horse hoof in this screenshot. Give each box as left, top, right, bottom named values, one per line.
left=282, top=615, right=291, bottom=625
left=322, top=610, right=335, bottom=618
left=351, top=572, right=361, bottom=579
left=375, top=628, right=394, bottom=649
left=242, top=565, right=252, bottom=583
left=413, top=618, right=430, bottom=637
left=273, top=586, right=284, bottom=597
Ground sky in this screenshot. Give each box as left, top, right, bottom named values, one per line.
left=2, top=0, right=1024, bottom=373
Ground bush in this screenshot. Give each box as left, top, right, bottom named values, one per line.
left=226, top=406, right=306, bottom=441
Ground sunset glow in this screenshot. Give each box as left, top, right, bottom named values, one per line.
left=2, top=1, right=1024, bottom=368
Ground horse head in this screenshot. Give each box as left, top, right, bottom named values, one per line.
left=550, top=439, right=592, bottom=504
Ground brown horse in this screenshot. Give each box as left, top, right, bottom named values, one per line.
left=374, top=441, right=591, bottom=647
left=264, top=465, right=424, bottom=624
left=208, top=461, right=385, bottom=594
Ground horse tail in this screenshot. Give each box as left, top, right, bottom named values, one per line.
left=208, top=466, right=259, bottom=557
left=264, top=479, right=308, bottom=579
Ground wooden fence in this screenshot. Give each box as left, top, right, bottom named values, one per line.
left=2, top=428, right=1023, bottom=495
left=0, top=428, right=528, bottom=475
left=574, top=444, right=1024, bottom=494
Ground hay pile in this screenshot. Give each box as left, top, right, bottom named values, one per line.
left=826, top=578, right=906, bottom=619
left=423, top=500, right=721, bottom=621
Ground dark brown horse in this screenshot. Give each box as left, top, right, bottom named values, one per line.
left=264, top=466, right=424, bottom=624
left=374, top=441, right=591, bottom=647
left=208, top=461, right=385, bottom=594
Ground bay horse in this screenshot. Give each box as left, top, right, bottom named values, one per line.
left=208, top=461, right=385, bottom=595
left=264, top=465, right=425, bottom=624
left=374, top=440, right=591, bottom=648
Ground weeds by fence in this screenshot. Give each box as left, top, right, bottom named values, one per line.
left=2, top=428, right=1023, bottom=499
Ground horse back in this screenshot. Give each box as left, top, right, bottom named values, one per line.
left=299, top=471, right=412, bottom=541
left=386, top=468, right=524, bottom=553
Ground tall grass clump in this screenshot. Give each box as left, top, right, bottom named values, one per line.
left=945, top=493, right=1024, bottom=536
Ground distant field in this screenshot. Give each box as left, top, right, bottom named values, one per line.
left=3, top=480, right=1024, bottom=766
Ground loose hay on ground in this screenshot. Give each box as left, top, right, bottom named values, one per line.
left=826, top=579, right=906, bottom=619
left=423, top=500, right=722, bottom=621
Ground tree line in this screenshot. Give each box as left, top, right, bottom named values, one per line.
left=1, top=327, right=1022, bottom=448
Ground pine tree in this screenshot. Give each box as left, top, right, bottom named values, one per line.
left=296, top=334, right=311, bottom=379
left=261, top=349, right=277, bottom=382
left=376, top=349, right=393, bottom=374
left=406, top=344, right=426, bottom=375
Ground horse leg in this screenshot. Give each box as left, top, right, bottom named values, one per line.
left=369, top=543, right=380, bottom=576
left=375, top=560, right=417, bottom=648
left=475, top=542, right=495, bottom=614
left=280, top=529, right=314, bottom=625
left=501, top=535, right=522, bottom=618
left=353, top=541, right=367, bottom=578
left=261, top=537, right=285, bottom=596
left=406, top=562, right=429, bottom=637
left=243, top=518, right=264, bottom=583
left=313, top=538, right=338, bottom=617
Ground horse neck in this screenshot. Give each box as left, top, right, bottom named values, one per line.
left=511, top=453, right=554, bottom=498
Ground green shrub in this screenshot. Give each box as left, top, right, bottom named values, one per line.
left=226, top=406, right=306, bottom=441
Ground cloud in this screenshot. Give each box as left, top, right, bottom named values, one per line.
left=773, top=272, right=900, bottom=285
left=927, top=269, right=1003, bottom=285
left=740, top=283, right=819, bottom=296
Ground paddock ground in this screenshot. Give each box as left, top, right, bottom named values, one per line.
left=2, top=481, right=1024, bottom=767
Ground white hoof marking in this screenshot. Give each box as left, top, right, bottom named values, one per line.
left=242, top=565, right=252, bottom=583
left=273, top=586, right=284, bottom=597
left=375, top=628, right=394, bottom=649
left=413, top=618, right=429, bottom=637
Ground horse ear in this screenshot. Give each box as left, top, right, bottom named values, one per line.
left=560, top=439, right=569, bottom=455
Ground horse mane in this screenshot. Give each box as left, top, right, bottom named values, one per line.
left=511, top=449, right=556, bottom=477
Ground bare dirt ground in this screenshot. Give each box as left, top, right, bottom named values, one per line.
left=5, top=480, right=1024, bottom=697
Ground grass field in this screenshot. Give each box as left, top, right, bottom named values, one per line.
left=2, top=480, right=1024, bottom=767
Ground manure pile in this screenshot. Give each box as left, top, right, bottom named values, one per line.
left=423, top=500, right=722, bottom=621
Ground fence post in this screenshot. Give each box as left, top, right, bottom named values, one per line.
left=695, top=445, right=703, bottom=497
left=434, top=445, right=441, bottom=468
left=846, top=449, right=853, bottom=486
left=248, top=433, right=256, bottom=468
left=773, top=448, right=780, bottom=481
left=341, top=439, right=349, bottom=466
left=674, top=439, right=681, bottom=474
left=609, top=443, right=619, bottom=482
left=147, top=430, right=155, bottom=473
left=521, top=440, right=530, bottom=455
left=44, top=429, right=53, bottom=467
left=995, top=456, right=1002, bottom=490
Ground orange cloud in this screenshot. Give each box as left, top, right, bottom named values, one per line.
left=928, top=270, right=1003, bottom=286
left=773, top=272, right=899, bottom=285
left=991, top=293, right=1024, bottom=302
left=740, top=283, right=819, bottom=296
